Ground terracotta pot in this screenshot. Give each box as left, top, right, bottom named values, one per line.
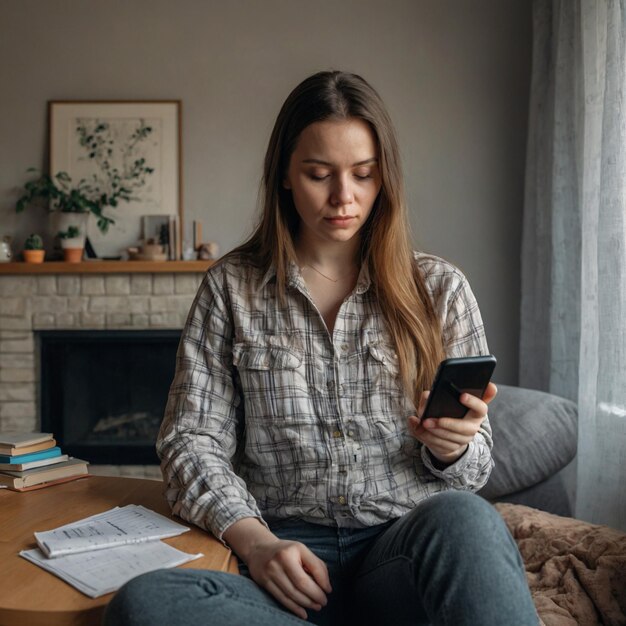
left=63, top=247, right=84, bottom=263
left=50, top=212, right=88, bottom=258
left=23, top=249, right=45, bottom=263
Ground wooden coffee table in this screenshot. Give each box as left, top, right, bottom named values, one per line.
left=0, top=475, right=238, bottom=626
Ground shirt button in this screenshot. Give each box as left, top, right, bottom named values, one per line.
left=332, top=430, right=343, bottom=438
left=341, top=343, right=349, bottom=352
left=338, top=495, right=347, bottom=505
left=347, top=430, right=354, bottom=437
left=327, top=380, right=335, bottom=391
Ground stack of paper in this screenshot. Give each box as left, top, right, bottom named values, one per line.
left=20, top=505, right=202, bottom=597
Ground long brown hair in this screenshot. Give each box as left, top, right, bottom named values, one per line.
left=232, top=71, right=444, bottom=404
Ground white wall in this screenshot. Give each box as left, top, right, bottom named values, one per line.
left=0, top=0, right=532, bottom=384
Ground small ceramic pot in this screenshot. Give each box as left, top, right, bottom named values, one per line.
left=63, top=248, right=84, bottom=263
left=23, top=249, right=45, bottom=263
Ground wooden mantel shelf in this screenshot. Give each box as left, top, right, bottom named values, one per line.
left=0, top=260, right=214, bottom=274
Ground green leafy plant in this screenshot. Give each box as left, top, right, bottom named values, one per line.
left=57, top=225, right=81, bottom=239
left=24, top=233, right=43, bottom=250
left=16, top=118, right=155, bottom=235
left=16, top=169, right=115, bottom=234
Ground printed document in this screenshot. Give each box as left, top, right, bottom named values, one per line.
left=21, top=542, right=202, bottom=597
left=35, top=504, right=190, bottom=558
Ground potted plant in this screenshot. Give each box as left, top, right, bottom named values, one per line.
left=58, top=225, right=85, bottom=263
left=15, top=170, right=115, bottom=235
left=15, top=119, right=155, bottom=254
left=22, top=234, right=45, bottom=263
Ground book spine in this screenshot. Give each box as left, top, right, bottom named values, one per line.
left=0, top=439, right=56, bottom=456
left=10, top=474, right=89, bottom=492
left=174, top=217, right=180, bottom=260
left=193, top=220, right=202, bottom=250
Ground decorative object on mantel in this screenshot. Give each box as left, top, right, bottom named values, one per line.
left=193, top=220, right=202, bottom=251
left=49, top=101, right=182, bottom=260
left=22, top=234, right=45, bottom=263
left=84, top=237, right=98, bottom=259
left=58, top=225, right=85, bottom=263
left=197, top=242, right=220, bottom=260
left=182, top=242, right=196, bottom=261
left=0, top=236, right=12, bottom=262
left=127, top=240, right=168, bottom=262
left=140, top=214, right=178, bottom=260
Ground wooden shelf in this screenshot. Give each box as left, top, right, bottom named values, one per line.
left=0, top=260, right=214, bottom=274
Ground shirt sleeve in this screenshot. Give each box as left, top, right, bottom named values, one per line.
left=157, top=267, right=267, bottom=541
left=420, top=271, right=495, bottom=491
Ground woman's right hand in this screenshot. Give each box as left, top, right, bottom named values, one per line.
left=223, top=517, right=332, bottom=620
left=247, top=538, right=332, bottom=620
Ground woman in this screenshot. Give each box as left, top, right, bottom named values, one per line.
left=106, top=71, right=538, bottom=626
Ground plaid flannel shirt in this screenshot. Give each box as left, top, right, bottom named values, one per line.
left=157, top=251, right=493, bottom=540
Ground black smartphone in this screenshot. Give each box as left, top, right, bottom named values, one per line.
left=421, top=355, right=497, bottom=419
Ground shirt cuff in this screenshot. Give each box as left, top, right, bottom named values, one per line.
left=421, top=436, right=493, bottom=491
left=215, top=509, right=270, bottom=547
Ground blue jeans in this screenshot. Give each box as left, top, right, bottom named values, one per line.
left=103, top=491, right=539, bottom=625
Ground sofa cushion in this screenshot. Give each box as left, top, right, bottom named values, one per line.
left=478, top=384, right=578, bottom=500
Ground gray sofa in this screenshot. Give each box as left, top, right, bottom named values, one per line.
left=478, top=384, right=578, bottom=517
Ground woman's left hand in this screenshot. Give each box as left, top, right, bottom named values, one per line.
left=407, top=382, right=498, bottom=466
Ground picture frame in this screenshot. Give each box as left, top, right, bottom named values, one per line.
left=141, top=214, right=178, bottom=260
left=49, top=100, right=182, bottom=258
left=142, top=214, right=171, bottom=245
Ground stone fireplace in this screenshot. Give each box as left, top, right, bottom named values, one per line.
left=0, top=267, right=207, bottom=479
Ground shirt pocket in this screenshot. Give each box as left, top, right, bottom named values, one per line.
left=348, top=338, right=406, bottom=418
left=366, top=340, right=405, bottom=402
left=367, top=340, right=400, bottom=381
left=232, top=336, right=302, bottom=371
left=232, top=334, right=311, bottom=472
left=232, top=333, right=307, bottom=422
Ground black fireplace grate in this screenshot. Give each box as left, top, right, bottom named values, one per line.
left=39, top=329, right=180, bottom=465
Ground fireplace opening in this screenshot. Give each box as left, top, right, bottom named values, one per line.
left=39, top=330, right=180, bottom=465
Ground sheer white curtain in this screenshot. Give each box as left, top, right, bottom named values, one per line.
left=520, top=0, right=626, bottom=530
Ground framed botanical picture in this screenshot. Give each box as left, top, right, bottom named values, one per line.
left=49, top=100, right=182, bottom=258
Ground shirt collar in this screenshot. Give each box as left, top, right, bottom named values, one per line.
left=257, top=259, right=372, bottom=294
left=257, top=260, right=303, bottom=291
left=258, top=265, right=276, bottom=291
left=355, top=262, right=371, bottom=294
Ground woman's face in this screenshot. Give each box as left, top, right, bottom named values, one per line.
left=283, top=117, right=382, bottom=250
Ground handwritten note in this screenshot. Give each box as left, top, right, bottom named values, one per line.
left=35, top=505, right=190, bottom=558
left=20, top=542, right=202, bottom=597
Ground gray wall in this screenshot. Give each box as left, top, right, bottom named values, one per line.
left=0, top=0, right=531, bottom=384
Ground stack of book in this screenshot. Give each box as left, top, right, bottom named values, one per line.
left=0, top=432, right=89, bottom=491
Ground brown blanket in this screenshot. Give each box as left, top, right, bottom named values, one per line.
left=495, top=503, right=626, bottom=626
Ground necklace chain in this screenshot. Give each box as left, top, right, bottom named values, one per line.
left=305, top=263, right=356, bottom=283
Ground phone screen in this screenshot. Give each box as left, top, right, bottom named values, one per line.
left=422, top=355, right=497, bottom=419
